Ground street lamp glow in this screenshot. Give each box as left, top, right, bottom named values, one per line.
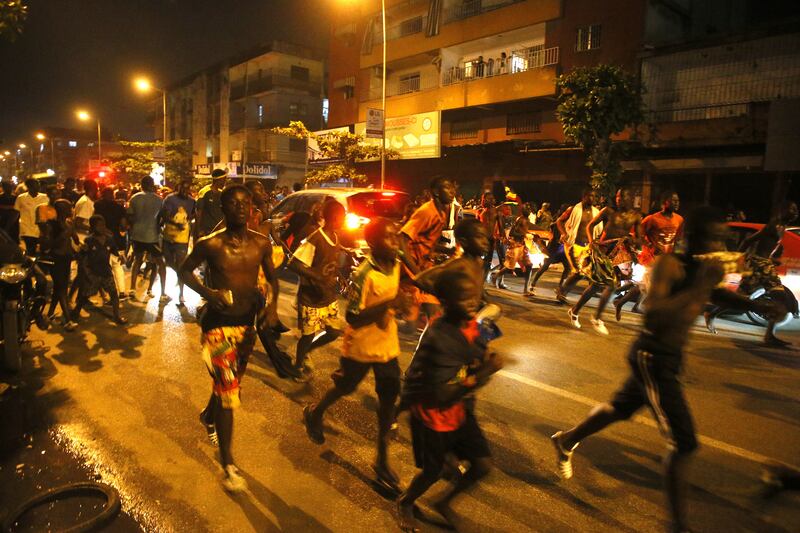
left=134, top=77, right=153, bottom=93
left=18, top=143, right=26, bottom=149
left=76, top=110, right=91, bottom=121
left=35, top=133, right=45, bottom=141
left=3, top=151, right=10, bottom=156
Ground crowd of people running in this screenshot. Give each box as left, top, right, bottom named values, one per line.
left=1, top=170, right=797, bottom=532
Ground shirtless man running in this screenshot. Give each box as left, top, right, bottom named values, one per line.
left=564, top=188, right=642, bottom=334
left=551, top=206, right=785, bottom=533
left=554, top=189, right=599, bottom=304
left=180, top=184, right=279, bottom=491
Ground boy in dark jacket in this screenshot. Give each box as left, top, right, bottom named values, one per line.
left=72, top=215, right=127, bottom=325
left=397, top=272, right=503, bottom=531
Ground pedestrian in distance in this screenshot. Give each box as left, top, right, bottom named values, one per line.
left=39, top=198, right=80, bottom=331
left=14, top=177, right=49, bottom=255
left=563, top=188, right=643, bottom=335
left=478, top=192, right=503, bottom=281
left=288, top=198, right=346, bottom=381
left=614, top=191, right=683, bottom=320
left=415, top=217, right=491, bottom=308
left=550, top=206, right=787, bottom=533
left=127, top=176, right=167, bottom=302
left=72, top=214, right=127, bottom=326
left=397, top=271, right=503, bottom=532
left=491, top=202, right=533, bottom=292
left=94, top=186, right=129, bottom=299
left=160, top=179, right=196, bottom=306
left=554, top=189, right=600, bottom=304
left=74, top=179, right=98, bottom=235
left=303, top=217, right=408, bottom=493
left=195, top=169, right=227, bottom=239
left=398, top=176, right=457, bottom=330
left=527, top=203, right=572, bottom=297
left=179, top=184, right=280, bottom=492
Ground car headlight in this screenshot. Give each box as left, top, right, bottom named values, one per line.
left=0, top=264, right=27, bottom=284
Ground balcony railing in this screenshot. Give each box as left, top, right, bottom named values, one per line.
left=647, top=103, right=752, bottom=123
left=229, top=70, right=323, bottom=100
left=443, top=0, right=525, bottom=24
left=442, top=46, right=558, bottom=85
left=376, top=15, right=427, bottom=42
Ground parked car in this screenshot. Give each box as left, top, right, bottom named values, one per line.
left=268, top=187, right=410, bottom=256
left=723, top=222, right=800, bottom=326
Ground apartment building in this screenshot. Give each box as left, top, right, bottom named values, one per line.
left=158, top=41, right=324, bottom=187
left=328, top=0, right=800, bottom=218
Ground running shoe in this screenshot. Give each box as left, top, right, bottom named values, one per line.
left=159, top=294, right=171, bottom=303
left=303, top=404, right=325, bottom=444
left=146, top=290, right=154, bottom=299
left=199, top=411, right=218, bottom=446
left=63, top=320, right=78, bottom=332
left=551, top=431, right=579, bottom=480
left=373, top=463, right=401, bottom=494
left=567, top=309, right=581, bottom=329
left=222, top=464, right=248, bottom=493
left=177, top=295, right=186, bottom=307
left=590, top=318, right=609, bottom=335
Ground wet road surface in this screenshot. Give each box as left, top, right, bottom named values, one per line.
left=3, top=268, right=799, bottom=532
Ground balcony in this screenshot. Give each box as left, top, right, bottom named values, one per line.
left=442, top=0, right=526, bottom=24
left=362, top=46, right=558, bottom=101
left=442, top=46, right=558, bottom=85
left=376, top=14, right=428, bottom=42
left=229, top=69, right=323, bottom=100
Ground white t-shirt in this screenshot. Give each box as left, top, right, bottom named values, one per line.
left=14, top=192, right=49, bottom=238
left=74, top=195, right=95, bottom=222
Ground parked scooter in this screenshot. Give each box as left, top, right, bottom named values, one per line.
left=0, top=231, right=50, bottom=372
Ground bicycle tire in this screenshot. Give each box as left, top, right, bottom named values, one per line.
left=1, top=481, right=121, bottom=533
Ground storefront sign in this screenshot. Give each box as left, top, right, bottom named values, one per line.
left=243, top=162, right=277, bottom=178
left=355, top=110, right=440, bottom=159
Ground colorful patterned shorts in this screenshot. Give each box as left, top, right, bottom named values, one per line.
left=298, top=301, right=342, bottom=336
left=201, top=326, right=256, bottom=409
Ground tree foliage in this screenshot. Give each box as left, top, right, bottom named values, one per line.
left=110, top=140, right=191, bottom=186
left=556, top=65, right=644, bottom=196
left=271, top=121, right=397, bottom=186
left=0, top=1, right=27, bottom=42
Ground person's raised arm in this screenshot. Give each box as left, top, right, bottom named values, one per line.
left=738, top=225, right=768, bottom=253
left=556, top=206, right=573, bottom=243
left=179, top=238, right=228, bottom=310
left=587, top=207, right=609, bottom=244
left=258, top=234, right=280, bottom=326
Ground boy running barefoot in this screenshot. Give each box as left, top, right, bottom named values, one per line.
left=397, top=272, right=503, bottom=532
left=303, top=218, right=407, bottom=493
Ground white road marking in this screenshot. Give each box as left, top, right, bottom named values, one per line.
left=497, top=369, right=799, bottom=469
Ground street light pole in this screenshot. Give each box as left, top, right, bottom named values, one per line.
left=96, top=119, right=102, bottom=162
left=380, top=0, right=386, bottom=190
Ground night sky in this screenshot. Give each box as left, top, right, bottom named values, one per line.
left=0, top=0, right=329, bottom=146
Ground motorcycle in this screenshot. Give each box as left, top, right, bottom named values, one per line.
left=0, top=236, right=50, bottom=372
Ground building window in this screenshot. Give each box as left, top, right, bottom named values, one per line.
left=68, top=140, right=77, bottom=148
left=343, top=86, right=355, bottom=100
left=506, top=112, right=541, bottom=134
left=291, top=65, right=310, bottom=82
left=257, top=104, right=264, bottom=125
left=576, top=24, right=601, bottom=52
left=289, top=138, right=307, bottom=152
left=450, top=119, right=480, bottom=140
left=398, top=72, right=421, bottom=94
left=322, top=98, right=329, bottom=127
left=399, top=16, right=423, bottom=37
left=289, top=103, right=299, bottom=116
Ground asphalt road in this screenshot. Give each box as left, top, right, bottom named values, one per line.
left=7, top=267, right=800, bottom=532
